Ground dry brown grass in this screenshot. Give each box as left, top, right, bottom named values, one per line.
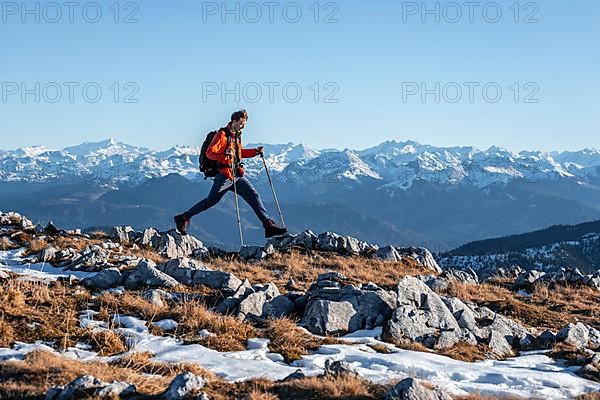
left=0, top=318, right=15, bottom=347
left=276, top=374, right=386, bottom=399
left=82, top=329, right=128, bottom=356
left=578, top=393, right=600, bottom=400
left=263, top=318, right=345, bottom=363
left=446, top=281, right=600, bottom=331
left=98, top=292, right=165, bottom=321
left=210, top=250, right=429, bottom=291
left=0, top=280, right=91, bottom=350
left=0, top=236, right=17, bottom=251
left=129, top=245, right=168, bottom=264
left=167, top=300, right=257, bottom=352
left=112, top=351, right=214, bottom=381
left=547, top=343, right=591, bottom=366
left=52, top=235, right=97, bottom=252
left=438, top=342, right=490, bottom=362
left=27, top=238, right=48, bottom=254
left=0, top=350, right=206, bottom=398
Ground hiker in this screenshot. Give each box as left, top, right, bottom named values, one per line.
left=174, top=109, right=288, bottom=238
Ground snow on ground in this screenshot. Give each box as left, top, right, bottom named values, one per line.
left=82, top=313, right=600, bottom=399
left=1, top=253, right=599, bottom=399
left=0, top=248, right=97, bottom=281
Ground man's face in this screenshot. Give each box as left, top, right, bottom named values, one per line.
left=231, top=117, right=246, bottom=134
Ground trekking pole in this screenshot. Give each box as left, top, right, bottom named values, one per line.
left=230, top=162, right=244, bottom=248
left=261, top=153, right=286, bottom=228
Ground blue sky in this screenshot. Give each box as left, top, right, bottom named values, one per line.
left=0, top=0, right=598, bottom=152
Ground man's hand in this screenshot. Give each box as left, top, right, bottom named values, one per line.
left=224, top=148, right=234, bottom=159
left=256, top=146, right=264, bottom=157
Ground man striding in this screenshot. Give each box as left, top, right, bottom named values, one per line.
left=174, top=109, right=287, bottom=238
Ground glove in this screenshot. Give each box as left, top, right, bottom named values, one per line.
left=256, top=146, right=264, bottom=157
left=224, top=148, right=234, bottom=159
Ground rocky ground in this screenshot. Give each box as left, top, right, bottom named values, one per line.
left=1, top=211, right=599, bottom=400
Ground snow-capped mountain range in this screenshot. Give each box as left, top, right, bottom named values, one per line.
left=1, top=138, right=599, bottom=189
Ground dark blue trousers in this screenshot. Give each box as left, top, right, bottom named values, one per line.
left=184, top=173, right=269, bottom=224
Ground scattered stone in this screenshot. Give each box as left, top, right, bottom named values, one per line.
left=374, top=245, right=402, bottom=262
left=324, top=359, right=359, bottom=378
left=316, top=232, right=369, bottom=255
left=191, top=269, right=243, bottom=294
left=156, top=258, right=210, bottom=285
left=110, top=226, right=135, bottom=244
left=149, top=229, right=207, bottom=259
left=0, top=270, right=10, bottom=280
left=384, top=378, right=452, bottom=400
left=45, top=221, right=61, bottom=235
left=46, top=375, right=135, bottom=400
left=396, top=247, right=442, bottom=273
left=143, top=288, right=173, bottom=308
left=557, top=322, right=590, bottom=348
left=152, top=319, right=179, bottom=331
left=125, top=260, right=179, bottom=289
left=39, top=245, right=59, bottom=263
left=282, top=369, right=306, bottom=382
left=237, top=283, right=283, bottom=321
left=303, top=273, right=396, bottom=336
left=239, top=245, right=267, bottom=262
left=441, top=268, right=479, bottom=284
left=163, top=372, right=207, bottom=400
left=513, top=270, right=546, bottom=290
left=82, top=268, right=123, bottom=290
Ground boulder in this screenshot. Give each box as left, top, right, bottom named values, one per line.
left=125, top=260, right=179, bottom=289
left=541, top=267, right=585, bottom=285
left=47, top=375, right=135, bottom=400
left=396, top=247, right=442, bottom=273
left=262, top=295, right=295, bottom=319
left=156, top=258, right=210, bottom=285
left=440, top=268, right=479, bottom=285
left=140, top=227, right=160, bottom=246
left=304, top=300, right=357, bottom=336
left=38, top=245, right=59, bottom=263
left=487, top=265, right=524, bottom=281
left=557, top=322, right=590, bottom=348
left=237, top=283, right=283, bottom=321
left=191, top=269, right=243, bottom=294
left=589, top=327, right=600, bottom=349
left=375, top=245, right=402, bottom=262
left=239, top=245, right=267, bottom=262
left=302, top=273, right=397, bottom=335
left=45, top=221, right=61, bottom=235
left=282, top=369, right=306, bottom=382
left=324, top=359, right=359, bottom=378
left=383, top=276, right=461, bottom=349
left=82, top=268, right=124, bottom=290
left=215, top=279, right=253, bottom=314
left=163, top=372, right=207, bottom=400
left=67, top=246, right=109, bottom=271
left=383, top=276, right=530, bottom=355
left=513, top=270, right=546, bottom=290
left=0, top=270, right=9, bottom=280
left=384, top=378, right=452, bottom=400
left=316, top=232, right=370, bottom=255
left=110, top=226, right=135, bottom=244
left=582, top=272, right=600, bottom=291
left=149, top=230, right=207, bottom=259
left=142, top=289, right=175, bottom=308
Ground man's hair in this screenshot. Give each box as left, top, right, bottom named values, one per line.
left=231, top=109, right=248, bottom=122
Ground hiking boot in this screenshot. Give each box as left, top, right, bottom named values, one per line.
left=263, top=218, right=287, bottom=238
left=174, top=214, right=191, bottom=236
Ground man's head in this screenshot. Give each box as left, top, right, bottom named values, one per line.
left=229, top=109, right=248, bottom=134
